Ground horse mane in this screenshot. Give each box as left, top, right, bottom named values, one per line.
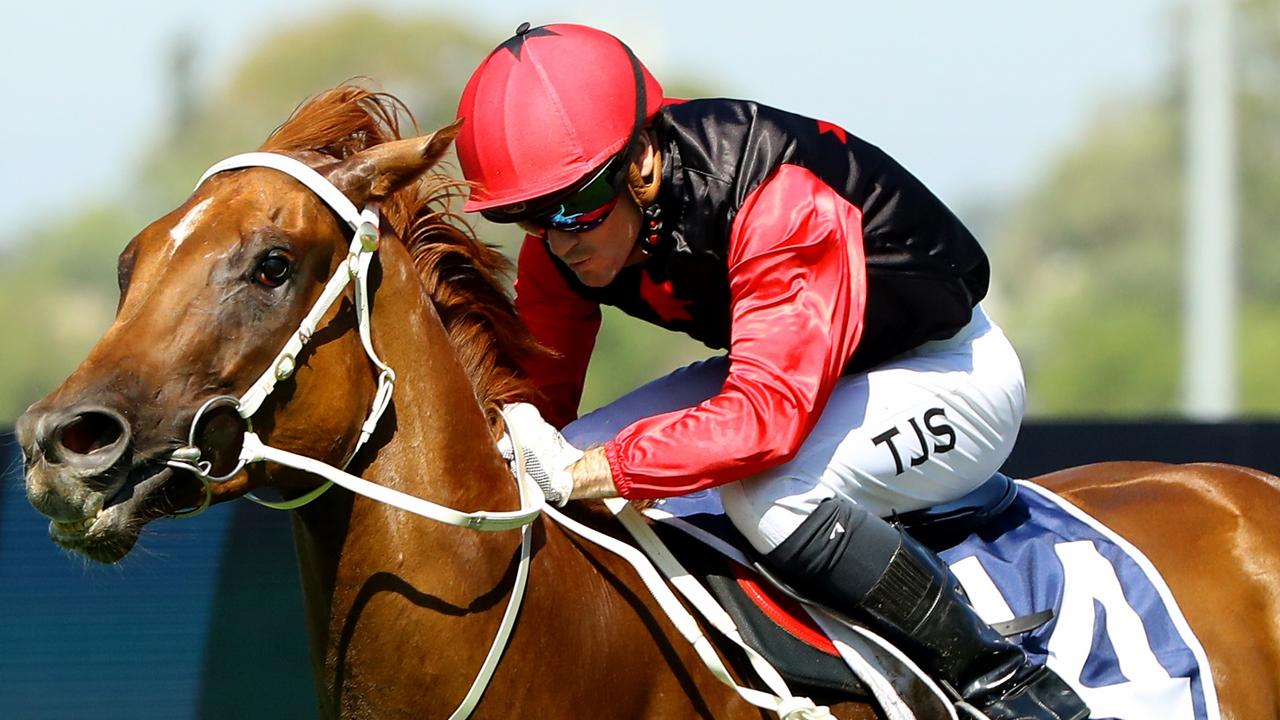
left=260, top=85, right=545, bottom=434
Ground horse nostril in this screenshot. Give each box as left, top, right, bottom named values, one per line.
left=56, top=411, right=127, bottom=458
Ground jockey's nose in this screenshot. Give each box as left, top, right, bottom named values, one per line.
left=18, top=404, right=132, bottom=476
left=545, top=230, right=577, bottom=259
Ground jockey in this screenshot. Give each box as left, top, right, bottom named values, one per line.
left=458, top=23, right=1088, bottom=720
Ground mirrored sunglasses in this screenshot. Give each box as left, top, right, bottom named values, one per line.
left=484, top=152, right=628, bottom=233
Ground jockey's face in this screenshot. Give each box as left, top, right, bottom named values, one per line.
left=545, top=184, right=646, bottom=288
left=544, top=133, right=656, bottom=287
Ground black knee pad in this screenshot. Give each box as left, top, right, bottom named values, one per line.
left=763, top=496, right=902, bottom=606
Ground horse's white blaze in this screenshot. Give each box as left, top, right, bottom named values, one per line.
left=169, top=197, right=214, bottom=252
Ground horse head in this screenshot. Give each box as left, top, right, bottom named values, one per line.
left=15, top=88, right=475, bottom=563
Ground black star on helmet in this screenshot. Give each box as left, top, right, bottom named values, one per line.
left=498, top=22, right=560, bottom=60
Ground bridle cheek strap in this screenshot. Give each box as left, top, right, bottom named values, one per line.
left=168, top=150, right=547, bottom=530
left=165, top=153, right=377, bottom=512
left=200, top=153, right=385, bottom=434
left=164, top=152, right=544, bottom=720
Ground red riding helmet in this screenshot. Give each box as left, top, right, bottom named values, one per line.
left=456, top=23, right=665, bottom=213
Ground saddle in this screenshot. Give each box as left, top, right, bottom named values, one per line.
left=652, top=473, right=1020, bottom=701
left=636, top=472, right=1217, bottom=718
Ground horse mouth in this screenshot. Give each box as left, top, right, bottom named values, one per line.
left=48, top=463, right=176, bottom=563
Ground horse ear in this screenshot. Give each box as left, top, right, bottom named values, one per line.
left=327, top=118, right=463, bottom=205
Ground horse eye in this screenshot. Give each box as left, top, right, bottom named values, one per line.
left=254, top=252, right=292, bottom=288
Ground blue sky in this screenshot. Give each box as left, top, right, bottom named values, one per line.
left=0, top=0, right=1173, bottom=238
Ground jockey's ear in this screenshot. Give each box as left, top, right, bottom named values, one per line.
left=326, top=118, right=461, bottom=205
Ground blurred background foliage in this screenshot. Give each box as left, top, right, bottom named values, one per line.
left=1, top=3, right=1276, bottom=422
left=0, top=9, right=709, bottom=422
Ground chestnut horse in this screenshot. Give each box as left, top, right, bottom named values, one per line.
left=15, top=87, right=1280, bottom=719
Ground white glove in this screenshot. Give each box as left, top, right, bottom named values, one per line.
left=497, top=402, right=584, bottom=506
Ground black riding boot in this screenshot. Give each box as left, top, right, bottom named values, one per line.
left=764, top=497, right=1089, bottom=720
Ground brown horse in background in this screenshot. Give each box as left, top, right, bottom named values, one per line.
left=15, top=86, right=1280, bottom=719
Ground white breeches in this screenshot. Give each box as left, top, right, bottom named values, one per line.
left=562, top=306, right=1026, bottom=554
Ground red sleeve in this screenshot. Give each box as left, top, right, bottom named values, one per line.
left=604, top=165, right=868, bottom=499
left=514, top=234, right=601, bottom=428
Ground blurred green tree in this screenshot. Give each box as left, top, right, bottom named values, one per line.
left=992, top=0, right=1280, bottom=416
left=0, top=9, right=711, bottom=422
left=0, top=206, right=139, bottom=420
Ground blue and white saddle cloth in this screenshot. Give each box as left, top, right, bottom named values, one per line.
left=645, top=480, right=1220, bottom=720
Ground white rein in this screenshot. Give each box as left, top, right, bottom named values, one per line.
left=163, top=153, right=541, bottom=720
left=161, top=153, right=828, bottom=720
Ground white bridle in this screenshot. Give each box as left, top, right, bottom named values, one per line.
left=164, top=152, right=545, bottom=528
left=159, top=152, right=830, bottom=720
left=163, top=152, right=542, bottom=720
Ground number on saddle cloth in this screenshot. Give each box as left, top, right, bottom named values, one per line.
left=939, top=481, right=1218, bottom=720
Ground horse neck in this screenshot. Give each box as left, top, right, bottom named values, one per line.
left=277, top=237, right=800, bottom=718
left=337, top=235, right=512, bottom=509
left=287, top=238, right=523, bottom=694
